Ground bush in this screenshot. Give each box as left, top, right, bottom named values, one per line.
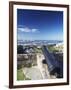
left=17, top=45, right=23, bottom=54
left=17, top=64, right=21, bottom=69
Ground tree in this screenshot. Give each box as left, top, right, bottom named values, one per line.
left=17, top=45, right=23, bottom=54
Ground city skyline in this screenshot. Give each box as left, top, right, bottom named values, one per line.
left=17, top=9, right=63, bottom=41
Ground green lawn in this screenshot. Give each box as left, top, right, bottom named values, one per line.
left=17, top=69, right=31, bottom=80
left=17, top=69, right=25, bottom=80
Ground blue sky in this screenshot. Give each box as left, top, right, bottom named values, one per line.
left=17, top=9, right=63, bottom=41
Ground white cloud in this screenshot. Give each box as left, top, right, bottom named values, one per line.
left=18, top=27, right=31, bottom=32
left=18, top=27, right=39, bottom=33
left=32, top=29, right=38, bottom=32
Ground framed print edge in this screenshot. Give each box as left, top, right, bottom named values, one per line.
left=67, top=5, right=69, bottom=85
left=9, top=1, right=69, bottom=88
left=9, top=2, right=14, bottom=88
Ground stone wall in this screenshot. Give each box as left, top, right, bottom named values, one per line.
left=17, top=54, right=37, bottom=69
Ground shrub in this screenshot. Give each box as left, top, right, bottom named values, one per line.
left=17, top=45, right=23, bottom=54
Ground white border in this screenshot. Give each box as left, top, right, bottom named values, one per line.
left=13, top=5, right=67, bottom=85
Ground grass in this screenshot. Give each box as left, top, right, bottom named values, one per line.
left=17, top=69, right=25, bottom=80
left=34, top=47, right=42, bottom=53
left=17, top=68, right=31, bottom=80
left=47, top=46, right=59, bottom=52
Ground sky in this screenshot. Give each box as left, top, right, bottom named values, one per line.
left=17, top=9, right=63, bottom=41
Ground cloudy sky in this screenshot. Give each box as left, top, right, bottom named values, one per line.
left=17, top=9, right=63, bottom=41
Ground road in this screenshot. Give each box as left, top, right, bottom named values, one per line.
left=36, top=53, right=51, bottom=79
